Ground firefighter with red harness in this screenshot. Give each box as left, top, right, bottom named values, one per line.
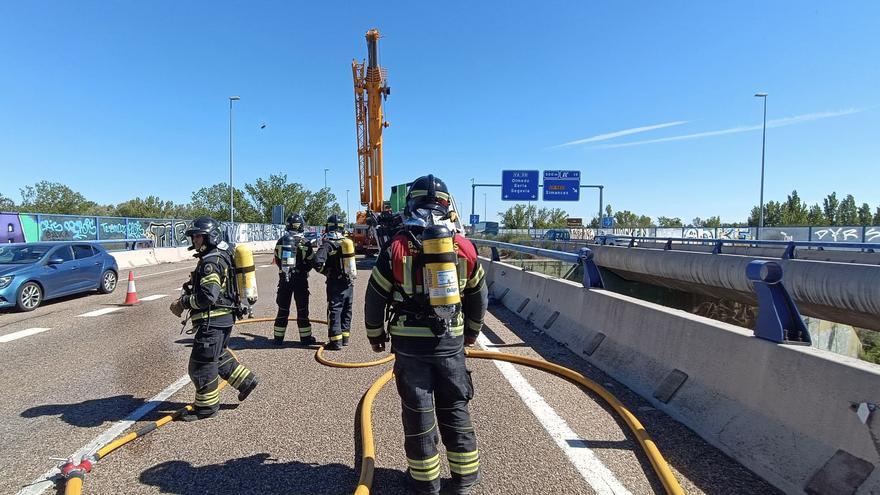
left=364, top=175, right=488, bottom=494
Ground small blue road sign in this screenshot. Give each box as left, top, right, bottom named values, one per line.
left=543, top=170, right=580, bottom=201
left=602, top=216, right=614, bottom=228
left=470, top=214, right=480, bottom=224
left=502, top=170, right=539, bottom=201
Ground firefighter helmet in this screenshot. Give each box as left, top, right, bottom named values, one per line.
left=185, top=216, right=223, bottom=252
left=325, top=214, right=346, bottom=233
left=286, top=213, right=305, bottom=232
left=404, top=175, right=454, bottom=229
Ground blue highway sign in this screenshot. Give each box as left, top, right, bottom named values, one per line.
left=502, top=170, right=539, bottom=201
left=602, top=216, right=614, bottom=228
left=469, top=214, right=480, bottom=224
left=543, top=170, right=580, bottom=201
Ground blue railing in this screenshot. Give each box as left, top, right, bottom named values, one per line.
left=592, top=235, right=877, bottom=259
left=471, top=238, right=809, bottom=345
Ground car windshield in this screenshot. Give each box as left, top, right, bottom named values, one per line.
left=0, top=245, right=51, bottom=264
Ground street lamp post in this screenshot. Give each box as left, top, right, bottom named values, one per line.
left=483, top=193, right=487, bottom=219
left=755, top=92, right=768, bottom=239
left=229, top=96, right=240, bottom=223
left=324, top=168, right=329, bottom=189
left=346, top=189, right=350, bottom=225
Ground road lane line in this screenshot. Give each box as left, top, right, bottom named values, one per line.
left=139, top=294, right=168, bottom=301
left=17, top=374, right=193, bottom=495
left=259, top=264, right=274, bottom=268
left=0, top=328, right=52, bottom=343
left=477, top=334, right=632, bottom=495
left=76, top=308, right=123, bottom=317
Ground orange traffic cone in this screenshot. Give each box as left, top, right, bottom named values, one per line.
left=122, top=272, right=140, bottom=305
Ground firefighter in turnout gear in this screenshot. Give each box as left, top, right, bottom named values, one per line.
left=313, top=214, right=355, bottom=351
left=273, top=213, right=316, bottom=345
left=169, top=217, right=259, bottom=421
left=364, top=175, right=488, bottom=495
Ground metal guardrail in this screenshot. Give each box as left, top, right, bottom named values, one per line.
left=471, top=238, right=810, bottom=345
left=592, top=235, right=877, bottom=259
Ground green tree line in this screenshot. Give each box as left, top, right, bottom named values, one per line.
left=0, top=174, right=344, bottom=226
left=495, top=190, right=880, bottom=229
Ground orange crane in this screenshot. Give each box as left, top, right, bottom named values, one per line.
left=351, top=28, right=391, bottom=253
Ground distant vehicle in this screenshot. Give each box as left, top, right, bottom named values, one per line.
left=0, top=242, right=119, bottom=312
left=542, top=229, right=571, bottom=241
left=473, top=221, right=499, bottom=236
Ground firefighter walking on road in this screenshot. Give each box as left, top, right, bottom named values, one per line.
left=169, top=217, right=259, bottom=422
left=273, top=213, right=317, bottom=345
left=313, top=214, right=356, bottom=351
left=364, top=175, right=488, bottom=495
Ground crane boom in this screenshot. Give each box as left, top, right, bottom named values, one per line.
left=352, top=28, right=389, bottom=213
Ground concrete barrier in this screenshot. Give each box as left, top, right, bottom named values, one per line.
left=110, top=241, right=277, bottom=270
left=482, top=257, right=880, bottom=494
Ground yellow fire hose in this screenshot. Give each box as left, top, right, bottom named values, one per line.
left=317, top=347, right=684, bottom=495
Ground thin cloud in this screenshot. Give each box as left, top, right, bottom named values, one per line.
left=552, top=120, right=689, bottom=148
left=596, top=109, right=864, bottom=149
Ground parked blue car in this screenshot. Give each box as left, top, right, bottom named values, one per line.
left=0, top=242, right=119, bottom=311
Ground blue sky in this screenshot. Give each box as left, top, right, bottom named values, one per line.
left=1, top=1, right=877, bottom=224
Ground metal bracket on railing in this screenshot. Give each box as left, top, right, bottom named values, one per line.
left=490, top=246, right=500, bottom=262
left=628, top=237, right=636, bottom=248
left=663, top=239, right=673, bottom=251
left=712, top=240, right=723, bottom=255
left=746, top=260, right=810, bottom=344
left=782, top=242, right=797, bottom=260
left=579, top=248, right=604, bottom=289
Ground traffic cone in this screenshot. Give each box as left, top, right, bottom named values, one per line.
left=122, top=272, right=140, bottom=305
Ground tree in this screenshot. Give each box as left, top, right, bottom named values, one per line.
left=657, top=216, right=683, bottom=228
left=302, top=187, right=344, bottom=226
left=245, top=174, right=310, bottom=223
left=115, top=196, right=177, bottom=219
left=691, top=216, right=720, bottom=228
left=0, top=193, right=15, bottom=211
left=19, top=181, right=96, bottom=215
left=613, top=210, right=640, bottom=228
left=874, top=207, right=880, bottom=226
left=822, top=192, right=839, bottom=225
left=858, top=203, right=873, bottom=226
left=807, top=204, right=824, bottom=225
left=532, top=207, right=569, bottom=228
left=190, top=183, right=261, bottom=223
left=781, top=190, right=809, bottom=225
left=837, top=194, right=859, bottom=225
left=748, top=201, right=784, bottom=227
left=499, top=204, right=535, bottom=229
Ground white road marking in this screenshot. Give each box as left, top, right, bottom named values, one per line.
left=0, top=328, right=51, bottom=343
left=477, top=334, right=632, bottom=495
left=16, top=374, right=193, bottom=495
left=139, top=294, right=168, bottom=301
left=259, top=264, right=274, bottom=268
left=76, top=307, right=123, bottom=317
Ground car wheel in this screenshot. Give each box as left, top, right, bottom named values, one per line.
left=99, top=270, right=118, bottom=294
left=17, top=282, right=42, bottom=312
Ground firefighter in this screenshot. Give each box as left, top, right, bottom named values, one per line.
left=313, top=214, right=355, bottom=351
left=169, top=217, right=259, bottom=421
left=272, top=213, right=317, bottom=345
left=364, top=175, right=488, bottom=495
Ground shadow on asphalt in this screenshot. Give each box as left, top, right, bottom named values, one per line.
left=139, top=453, right=408, bottom=495
left=21, top=396, right=238, bottom=427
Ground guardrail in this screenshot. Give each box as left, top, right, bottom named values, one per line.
left=592, top=235, right=877, bottom=259
left=471, top=238, right=809, bottom=344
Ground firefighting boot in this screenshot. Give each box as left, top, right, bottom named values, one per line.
left=273, top=336, right=284, bottom=345
left=440, top=475, right=480, bottom=495
left=324, top=340, right=342, bottom=351
left=341, top=336, right=350, bottom=346
left=237, top=374, right=260, bottom=401
left=300, top=335, right=317, bottom=346
left=180, top=410, right=218, bottom=422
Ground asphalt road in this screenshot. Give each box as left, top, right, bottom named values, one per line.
left=0, top=254, right=779, bottom=495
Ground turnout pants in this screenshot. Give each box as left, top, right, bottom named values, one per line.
left=188, top=323, right=254, bottom=415
left=326, top=278, right=353, bottom=343
left=393, top=351, right=479, bottom=494
left=274, top=274, right=311, bottom=340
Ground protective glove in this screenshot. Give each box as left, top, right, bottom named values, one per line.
left=371, top=342, right=386, bottom=353
left=464, top=335, right=477, bottom=347
left=169, top=298, right=185, bottom=318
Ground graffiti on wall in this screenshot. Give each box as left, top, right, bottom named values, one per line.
left=39, top=216, right=98, bottom=241
left=231, top=223, right=285, bottom=243
left=569, top=228, right=596, bottom=240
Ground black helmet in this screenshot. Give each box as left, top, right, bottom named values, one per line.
left=404, top=175, right=451, bottom=225
left=325, top=214, right=345, bottom=232
left=286, top=213, right=305, bottom=232
left=185, top=216, right=223, bottom=251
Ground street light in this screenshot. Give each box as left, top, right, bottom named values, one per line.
left=755, top=92, right=768, bottom=239
left=483, top=193, right=487, bottom=219
left=229, top=96, right=240, bottom=223
left=346, top=189, right=350, bottom=226
left=324, top=168, right=329, bottom=189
